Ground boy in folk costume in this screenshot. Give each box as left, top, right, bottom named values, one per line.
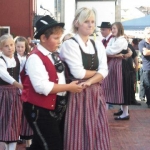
left=21, top=15, right=83, bottom=150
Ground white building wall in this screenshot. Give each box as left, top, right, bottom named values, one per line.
left=77, top=1, right=115, bottom=26
left=37, top=0, right=55, bottom=16
left=76, top=1, right=115, bottom=40
left=63, top=0, right=76, bottom=34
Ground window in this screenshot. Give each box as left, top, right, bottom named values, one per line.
left=0, top=26, right=10, bottom=36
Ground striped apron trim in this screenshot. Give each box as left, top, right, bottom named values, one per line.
left=0, top=85, right=22, bottom=142
left=64, top=83, right=111, bottom=150
left=102, top=58, right=124, bottom=104
left=20, top=108, right=33, bottom=139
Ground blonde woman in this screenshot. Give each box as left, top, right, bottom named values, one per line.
left=60, top=7, right=110, bottom=150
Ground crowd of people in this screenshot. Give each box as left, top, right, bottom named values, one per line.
left=0, top=6, right=150, bottom=150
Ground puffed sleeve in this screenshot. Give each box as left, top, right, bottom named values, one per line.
left=0, top=59, right=15, bottom=84
left=106, top=37, right=128, bottom=55
left=60, top=39, right=86, bottom=79
left=95, top=40, right=108, bottom=78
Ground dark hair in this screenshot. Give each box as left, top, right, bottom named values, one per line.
left=15, top=36, right=30, bottom=56
left=44, top=26, right=64, bottom=39
left=112, top=22, right=124, bottom=37
left=132, top=38, right=139, bottom=45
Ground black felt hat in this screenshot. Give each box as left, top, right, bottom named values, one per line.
left=34, top=15, right=65, bottom=39
left=97, top=22, right=111, bottom=28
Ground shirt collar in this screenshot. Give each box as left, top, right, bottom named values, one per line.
left=37, top=44, right=52, bottom=56
left=1, top=53, right=15, bottom=62
left=105, top=33, right=112, bottom=41
left=75, top=34, right=91, bottom=48
left=1, top=53, right=16, bottom=66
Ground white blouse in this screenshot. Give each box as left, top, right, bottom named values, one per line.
left=60, top=34, right=108, bottom=79
left=0, top=54, right=16, bottom=84
left=106, top=36, right=128, bottom=55
left=25, top=44, right=66, bottom=96
left=17, top=53, right=26, bottom=72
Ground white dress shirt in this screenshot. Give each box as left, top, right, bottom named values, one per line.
left=104, top=33, right=112, bottom=41
left=60, top=34, right=108, bottom=79
left=106, top=36, right=128, bottom=55
left=0, top=54, right=16, bottom=84
left=25, top=44, right=66, bottom=96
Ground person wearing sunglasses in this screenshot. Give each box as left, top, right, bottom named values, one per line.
left=20, top=15, right=83, bottom=150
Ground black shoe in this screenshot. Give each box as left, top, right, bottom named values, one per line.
left=131, top=100, right=141, bottom=105
left=140, top=98, right=145, bottom=101
left=26, top=148, right=30, bottom=150
left=114, top=115, right=130, bottom=120
left=113, top=109, right=123, bottom=116
left=17, top=140, right=23, bottom=144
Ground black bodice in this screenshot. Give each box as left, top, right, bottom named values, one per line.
left=0, top=56, right=20, bottom=85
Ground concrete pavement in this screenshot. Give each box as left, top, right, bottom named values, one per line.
left=16, top=95, right=150, bottom=150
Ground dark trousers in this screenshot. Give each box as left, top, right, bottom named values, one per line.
left=130, top=71, right=136, bottom=102
left=142, top=70, right=150, bottom=105
left=23, top=96, right=67, bottom=150
left=139, top=68, right=145, bottom=99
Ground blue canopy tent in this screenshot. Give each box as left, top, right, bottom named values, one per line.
left=122, top=15, right=150, bottom=30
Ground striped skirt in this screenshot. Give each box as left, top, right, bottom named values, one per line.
left=102, top=58, right=131, bottom=105
left=20, top=109, right=33, bottom=140
left=64, top=83, right=111, bottom=150
left=0, top=85, right=22, bottom=142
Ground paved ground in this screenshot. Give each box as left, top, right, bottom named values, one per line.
left=16, top=94, right=150, bottom=150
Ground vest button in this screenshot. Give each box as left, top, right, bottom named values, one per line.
left=51, top=105, right=54, bottom=107
left=53, top=99, right=55, bottom=101
left=56, top=79, right=58, bottom=81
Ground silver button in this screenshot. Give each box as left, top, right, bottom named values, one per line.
left=51, top=105, right=54, bottom=107
left=53, top=99, right=55, bottom=101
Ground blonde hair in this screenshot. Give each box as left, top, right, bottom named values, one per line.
left=72, top=7, right=95, bottom=33
left=62, top=33, right=73, bottom=42
left=0, top=34, right=14, bottom=48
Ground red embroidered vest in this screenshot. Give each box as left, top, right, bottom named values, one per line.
left=102, top=35, right=113, bottom=63
left=21, top=48, right=58, bottom=110
left=102, top=35, right=113, bottom=48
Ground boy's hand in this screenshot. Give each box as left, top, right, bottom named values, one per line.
left=13, top=81, right=23, bottom=90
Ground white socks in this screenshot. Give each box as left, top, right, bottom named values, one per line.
left=106, top=103, right=109, bottom=110
left=7, top=142, right=17, bottom=150
left=26, top=140, right=32, bottom=147
left=120, top=105, right=129, bottom=118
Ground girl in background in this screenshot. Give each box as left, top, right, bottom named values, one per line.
left=0, top=34, right=23, bottom=150
left=103, top=22, right=131, bottom=120
left=15, top=36, right=33, bottom=149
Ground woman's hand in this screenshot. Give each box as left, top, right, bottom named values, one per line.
left=79, top=81, right=92, bottom=89
left=123, top=48, right=132, bottom=58
left=69, top=81, right=83, bottom=93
